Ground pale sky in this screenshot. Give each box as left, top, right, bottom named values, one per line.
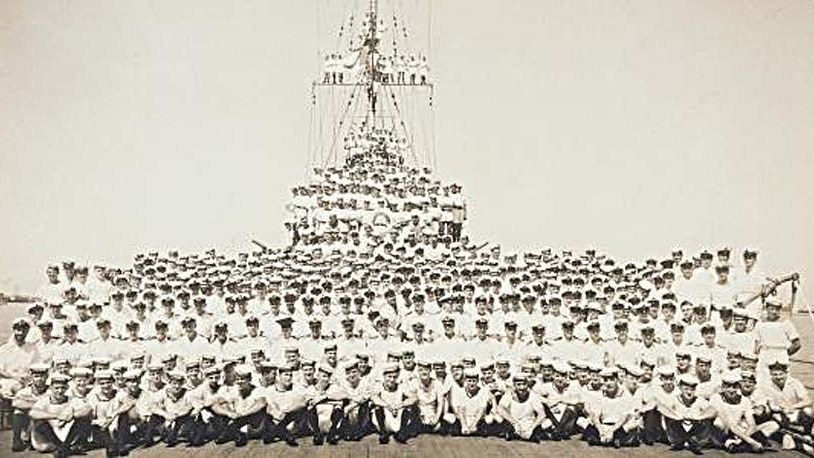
left=1, top=0, right=813, bottom=296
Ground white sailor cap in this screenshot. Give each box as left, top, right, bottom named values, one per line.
left=721, top=371, right=741, bottom=384
left=122, top=370, right=142, bottom=381
left=30, top=363, right=50, bottom=373
left=381, top=362, right=400, bottom=374
left=552, top=362, right=571, bottom=375
left=678, top=374, right=700, bottom=386
left=70, top=368, right=93, bottom=378
left=234, top=364, right=253, bottom=377
left=657, top=366, right=675, bottom=377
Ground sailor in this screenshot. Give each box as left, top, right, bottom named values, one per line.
left=582, top=368, right=639, bottom=447
left=175, top=316, right=211, bottom=363
left=67, top=367, right=94, bottom=400
left=658, top=373, right=715, bottom=453
left=208, top=364, right=266, bottom=447
left=641, top=365, right=675, bottom=445
left=336, top=317, right=365, bottom=361
left=758, top=355, right=813, bottom=451
left=210, top=321, right=241, bottom=362
left=0, top=318, right=40, bottom=401
left=297, top=359, right=318, bottom=389
left=695, top=323, right=727, bottom=376
left=37, top=265, right=65, bottom=305
left=338, top=360, right=372, bottom=441
left=370, top=362, right=417, bottom=444
left=722, top=308, right=758, bottom=355
left=694, top=351, right=720, bottom=399
left=10, top=363, right=51, bottom=452
left=186, top=364, right=223, bottom=446
left=87, top=369, right=129, bottom=455
left=87, top=318, right=124, bottom=362
left=536, top=361, right=582, bottom=440
left=263, top=364, right=307, bottom=447
left=734, top=249, right=766, bottom=296
left=550, top=319, right=581, bottom=362
left=143, top=369, right=194, bottom=447
left=607, top=320, right=638, bottom=368
left=32, top=319, right=58, bottom=366
left=431, top=315, right=464, bottom=361
left=754, top=298, right=801, bottom=369
left=28, top=373, right=92, bottom=456
left=114, top=369, right=151, bottom=451
left=495, top=373, right=546, bottom=442
left=709, top=371, right=770, bottom=452
left=411, top=359, right=445, bottom=434
left=303, top=364, right=346, bottom=445
left=238, top=315, right=271, bottom=362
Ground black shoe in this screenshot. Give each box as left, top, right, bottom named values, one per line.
left=214, top=434, right=232, bottom=445
left=394, top=433, right=407, bottom=444
left=66, top=446, right=88, bottom=456
left=235, top=433, right=248, bottom=447
left=12, top=442, right=27, bottom=453
left=284, top=437, right=299, bottom=447
left=670, top=444, right=685, bottom=451
left=142, top=438, right=158, bottom=448
left=379, top=434, right=390, bottom=445
left=687, top=445, right=703, bottom=455
left=327, top=435, right=339, bottom=445
left=313, top=435, right=324, bottom=446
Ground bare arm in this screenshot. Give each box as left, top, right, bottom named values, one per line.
left=400, top=390, right=417, bottom=409
left=210, top=398, right=237, bottom=418
left=235, top=397, right=266, bottom=418
left=29, top=404, right=59, bottom=420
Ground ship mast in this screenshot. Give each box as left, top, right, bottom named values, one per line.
left=365, top=0, right=379, bottom=119
left=310, top=0, right=436, bottom=169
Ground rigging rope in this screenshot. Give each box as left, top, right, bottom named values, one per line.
left=324, top=83, right=362, bottom=170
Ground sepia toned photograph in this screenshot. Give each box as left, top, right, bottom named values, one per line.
left=1, top=0, right=813, bottom=456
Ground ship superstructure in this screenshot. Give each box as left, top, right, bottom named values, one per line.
left=287, top=0, right=466, bottom=253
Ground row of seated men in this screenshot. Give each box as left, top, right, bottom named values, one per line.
left=3, top=316, right=813, bottom=457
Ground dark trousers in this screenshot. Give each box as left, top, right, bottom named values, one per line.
left=543, top=405, right=579, bottom=439
left=262, top=408, right=310, bottom=444
left=208, top=410, right=266, bottom=445
left=642, top=409, right=667, bottom=445
left=11, top=411, right=29, bottom=450
left=373, top=405, right=417, bottom=442
left=447, top=417, right=494, bottom=437
left=33, top=417, right=91, bottom=453
left=664, top=418, right=712, bottom=449
left=774, top=410, right=814, bottom=433
left=306, top=404, right=344, bottom=443
left=90, top=416, right=129, bottom=454
left=583, top=424, right=639, bottom=447
left=500, top=420, right=545, bottom=442
left=339, top=401, right=371, bottom=440
left=142, top=414, right=193, bottom=446
left=710, top=425, right=769, bottom=451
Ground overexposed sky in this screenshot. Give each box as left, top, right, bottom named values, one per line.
left=1, top=0, right=813, bottom=294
